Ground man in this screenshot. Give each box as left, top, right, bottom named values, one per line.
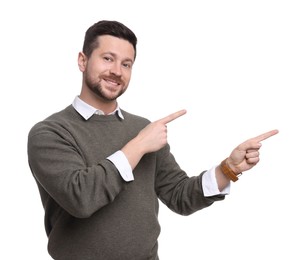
left=27, top=20, right=278, bottom=260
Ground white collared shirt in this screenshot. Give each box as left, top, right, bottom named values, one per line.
left=72, top=96, right=229, bottom=196
left=72, top=95, right=124, bottom=120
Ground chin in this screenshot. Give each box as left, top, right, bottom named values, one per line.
left=102, top=93, right=121, bottom=102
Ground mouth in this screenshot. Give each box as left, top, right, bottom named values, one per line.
left=102, top=78, right=122, bottom=92
left=103, top=77, right=121, bottom=86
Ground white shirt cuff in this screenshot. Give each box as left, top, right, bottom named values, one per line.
left=107, top=151, right=134, bottom=182
left=202, top=166, right=230, bottom=196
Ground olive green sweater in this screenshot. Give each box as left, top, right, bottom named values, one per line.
left=27, top=105, right=224, bottom=260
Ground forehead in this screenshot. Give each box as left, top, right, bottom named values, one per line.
left=95, top=35, right=135, bottom=61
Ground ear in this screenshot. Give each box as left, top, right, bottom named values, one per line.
left=78, top=52, right=87, bottom=72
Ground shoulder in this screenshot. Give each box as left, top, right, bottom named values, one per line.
left=28, top=105, right=77, bottom=138
left=121, top=109, right=151, bottom=128
left=121, top=109, right=150, bottom=123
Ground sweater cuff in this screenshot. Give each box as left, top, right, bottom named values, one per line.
left=107, top=151, right=134, bottom=182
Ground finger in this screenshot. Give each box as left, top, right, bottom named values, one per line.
left=252, top=129, right=279, bottom=142
left=238, top=130, right=278, bottom=151
left=156, top=109, right=187, bottom=125
left=247, top=149, right=258, bottom=153
left=245, top=150, right=259, bottom=159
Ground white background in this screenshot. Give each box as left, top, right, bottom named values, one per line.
left=1, top=0, right=299, bottom=259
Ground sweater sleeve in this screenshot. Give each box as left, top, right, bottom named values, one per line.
left=27, top=127, right=125, bottom=219
left=155, top=144, right=225, bottom=216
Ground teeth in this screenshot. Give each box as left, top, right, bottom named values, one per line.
left=106, top=79, right=118, bottom=85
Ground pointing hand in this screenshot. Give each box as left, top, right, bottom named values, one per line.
left=137, top=109, right=187, bottom=153
left=226, top=129, right=279, bottom=174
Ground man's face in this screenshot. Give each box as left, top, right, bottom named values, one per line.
left=80, top=35, right=135, bottom=102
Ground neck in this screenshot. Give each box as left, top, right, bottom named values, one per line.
left=79, top=93, right=118, bottom=115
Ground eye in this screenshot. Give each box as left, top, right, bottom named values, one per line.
left=103, top=56, right=113, bottom=62
left=122, top=62, right=132, bottom=69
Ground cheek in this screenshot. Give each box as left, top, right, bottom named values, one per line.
left=86, top=62, right=101, bottom=77
left=123, top=70, right=132, bottom=82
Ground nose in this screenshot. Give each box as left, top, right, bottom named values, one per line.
left=109, top=62, right=122, bottom=76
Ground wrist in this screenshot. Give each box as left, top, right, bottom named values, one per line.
left=220, top=158, right=242, bottom=182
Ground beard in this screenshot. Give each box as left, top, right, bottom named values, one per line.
left=85, top=74, right=126, bottom=102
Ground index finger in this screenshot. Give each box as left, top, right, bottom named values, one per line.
left=156, top=109, right=187, bottom=125
left=252, top=129, right=279, bottom=142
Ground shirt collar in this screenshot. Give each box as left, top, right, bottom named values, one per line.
left=72, top=96, right=124, bottom=120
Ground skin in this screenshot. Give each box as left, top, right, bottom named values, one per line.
left=78, top=34, right=279, bottom=192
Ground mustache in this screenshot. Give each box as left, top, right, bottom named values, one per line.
left=107, top=71, right=122, bottom=80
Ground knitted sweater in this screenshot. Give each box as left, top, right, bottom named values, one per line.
left=27, top=105, right=225, bottom=260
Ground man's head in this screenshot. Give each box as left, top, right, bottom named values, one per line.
left=78, top=20, right=137, bottom=109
